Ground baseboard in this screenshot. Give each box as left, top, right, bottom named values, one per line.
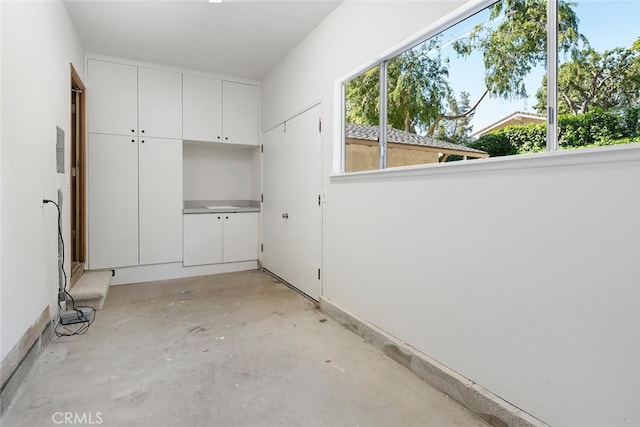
left=319, top=297, right=548, bottom=427
left=107, top=260, right=259, bottom=286
left=0, top=307, right=52, bottom=415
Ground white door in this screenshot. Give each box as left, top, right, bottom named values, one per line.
left=138, top=137, right=183, bottom=265
left=222, top=81, right=259, bottom=145
left=263, top=104, right=323, bottom=300
left=88, top=133, right=139, bottom=269
left=182, top=74, right=222, bottom=142
left=138, top=67, right=183, bottom=139
left=87, top=60, right=138, bottom=136
left=224, top=213, right=259, bottom=262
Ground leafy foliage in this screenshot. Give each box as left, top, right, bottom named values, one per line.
left=474, top=107, right=640, bottom=157
left=535, top=39, right=640, bottom=114
left=433, top=92, right=474, bottom=144
left=453, top=0, right=582, bottom=100
left=345, top=40, right=451, bottom=133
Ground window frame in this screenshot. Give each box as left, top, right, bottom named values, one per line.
left=341, top=0, right=564, bottom=174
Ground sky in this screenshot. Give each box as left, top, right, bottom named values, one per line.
left=439, top=0, right=640, bottom=132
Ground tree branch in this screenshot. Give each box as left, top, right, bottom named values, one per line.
left=426, top=89, right=489, bottom=136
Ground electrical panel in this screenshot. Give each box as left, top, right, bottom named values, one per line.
left=56, top=126, right=65, bottom=174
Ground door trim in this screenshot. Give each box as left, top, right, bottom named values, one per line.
left=70, top=63, right=87, bottom=270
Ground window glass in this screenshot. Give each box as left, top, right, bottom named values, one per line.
left=353, top=0, right=554, bottom=168
left=553, top=1, right=640, bottom=151
left=344, top=65, right=381, bottom=172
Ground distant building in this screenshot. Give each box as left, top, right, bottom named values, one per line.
left=471, top=111, right=546, bottom=138
left=345, top=123, right=488, bottom=173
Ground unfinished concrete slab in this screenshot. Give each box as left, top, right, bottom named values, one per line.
left=2, top=270, right=488, bottom=427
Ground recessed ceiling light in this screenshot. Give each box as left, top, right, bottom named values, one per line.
left=207, top=0, right=223, bottom=3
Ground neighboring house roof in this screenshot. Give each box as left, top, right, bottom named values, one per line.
left=471, top=111, right=546, bottom=138
left=345, top=123, right=488, bottom=156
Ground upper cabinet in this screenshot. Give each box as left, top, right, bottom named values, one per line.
left=87, top=59, right=182, bottom=139
left=183, top=76, right=259, bottom=146
left=138, top=67, right=182, bottom=139
left=88, top=60, right=138, bottom=136
left=182, top=75, right=222, bottom=142
left=222, top=81, right=259, bottom=146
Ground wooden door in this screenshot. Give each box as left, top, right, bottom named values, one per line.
left=70, top=64, right=86, bottom=275
left=263, top=104, right=323, bottom=300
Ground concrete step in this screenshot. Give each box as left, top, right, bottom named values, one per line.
left=68, top=270, right=112, bottom=310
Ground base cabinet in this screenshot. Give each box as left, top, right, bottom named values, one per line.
left=183, top=213, right=259, bottom=266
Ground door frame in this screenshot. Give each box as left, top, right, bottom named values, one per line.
left=70, top=63, right=87, bottom=274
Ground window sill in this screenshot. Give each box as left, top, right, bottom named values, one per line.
left=331, top=143, right=640, bottom=182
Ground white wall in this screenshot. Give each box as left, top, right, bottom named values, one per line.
left=261, top=1, right=640, bottom=426
left=1, top=0, right=84, bottom=360
left=183, top=142, right=260, bottom=201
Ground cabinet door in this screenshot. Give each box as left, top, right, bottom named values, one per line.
left=138, top=67, right=183, bottom=139
left=183, top=214, right=223, bottom=266
left=183, top=75, right=222, bottom=142
left=139, top=138, right=183, bottom=265
left=88, top=134, right=139, bottom=269
left=222, top=81, right=258, bottom=145
left=87, top=60, right=138, bottom=136
left=223, top=213, right=259, bottom=262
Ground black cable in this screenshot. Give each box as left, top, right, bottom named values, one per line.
left=44, top=198, right=96, bottom=336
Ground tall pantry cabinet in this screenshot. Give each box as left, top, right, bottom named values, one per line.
left=87, top=59, right=183, bottom=270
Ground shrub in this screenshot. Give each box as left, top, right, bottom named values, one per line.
left=476, top=107, right=640, bottom=156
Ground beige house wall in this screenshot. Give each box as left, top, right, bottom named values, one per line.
left=346, top=141, right=440, bottom=173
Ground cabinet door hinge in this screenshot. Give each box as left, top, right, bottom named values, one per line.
left=317, top=268, right=321, bottom=280
left=318, top=194, right=321, bottom=206
left=261, top=193, right=264, bottom=203
left=261, top=144, right=264, bottom=153
left=71, top=167, right=77, bottom=177
left=261, top=243, right=263, bottom=252
left=319, top=118, right=322, bottom=133
left=283, top=122, right=287, bottom=133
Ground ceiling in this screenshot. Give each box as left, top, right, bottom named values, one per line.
left=64, top=0, right=342, bottom=80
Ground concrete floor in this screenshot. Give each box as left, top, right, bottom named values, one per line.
left=2, top=270, right=488, bottom=427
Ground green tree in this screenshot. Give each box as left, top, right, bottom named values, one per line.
left=345, top=39, right=451, bottom=133
left=535, top=40, right=640, bottom=115
left=434, top=91, right=474, bottom=144
left=345, top=0, right=581, bottom=137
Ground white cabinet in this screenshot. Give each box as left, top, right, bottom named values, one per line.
left=183, top=75, right=222, bottom=142
left=183, top=213, right=259, bottom=266
left=88, top=59, right=182, bottom=138
left=222, top=81, right=259, bottom=145
left=183, top=214, right=224, bottom=266
left=223, top=213, right=260, bottom=262
left=88, top=60, right=138, bottom=136
left=88, top=134, right=183, bottom=269
left=139, top=138, right=183, bottom=265
left=88, top=134, right=139, bottom=269
left=182, top=76, right=258, bottom=145
left=138, top=67, right=182, bottom=139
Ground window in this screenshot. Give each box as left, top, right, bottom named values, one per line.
left=342, top=0, right=640, bottom=173
left=555, top=1, right=640, bottom=151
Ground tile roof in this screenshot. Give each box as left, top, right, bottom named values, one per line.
left=345, top=123, right=487, bottom=155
